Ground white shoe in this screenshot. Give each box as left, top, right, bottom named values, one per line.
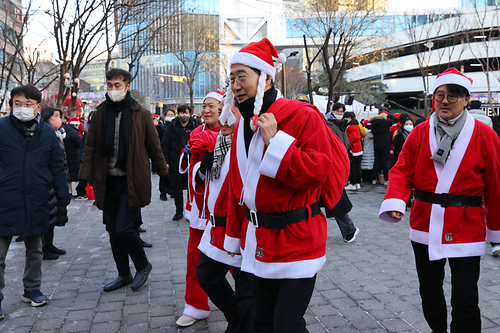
left=344, top=184, right=357, bottom=191
left=372, top=180, right=377, bottom=185
left=176, top=314, right=198, bottom=327
left=492, top=244, right=500, bottom=257
left=355, top=183, right=361, bottom=190
left=75, top=196, right=88, bottom=201
left=345, top=227, right=359, bottom=243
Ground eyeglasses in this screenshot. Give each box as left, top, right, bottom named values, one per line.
left=434, top=92, right=462, bottom=103
left=230, top=74, right=248, bottom=85
left=13, top=101, right=38, bottom=108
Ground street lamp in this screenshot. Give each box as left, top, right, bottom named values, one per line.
left=281, top=51, right=299, bottom=98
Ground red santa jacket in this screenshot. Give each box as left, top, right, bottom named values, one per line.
left=179, top=124, right=219, bottom=230
left=379, top=112, right=500, bottom=260
left=197, top=146, right=242, bottom=267
left=346, top=123, right=363, bottom=156
left=224, top=98, right=349, bottom=279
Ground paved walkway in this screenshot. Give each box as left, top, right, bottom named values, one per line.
left=1, top=180, right=500, bottom=332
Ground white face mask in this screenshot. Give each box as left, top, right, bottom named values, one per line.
left=107, top=89, right=127, bottom=102
left=404, top=125, right=414, bottom=132
left=165, top=116, right=175, bottom=122
left=13, top=106, right=37, bottom=122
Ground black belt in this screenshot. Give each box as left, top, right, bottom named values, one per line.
left=209, top=214, right=226, bottom=227
left=415, top=189, right=482, bottom=208
left=245, top=202, right=321, bottom=229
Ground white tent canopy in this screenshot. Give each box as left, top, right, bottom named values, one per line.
left=311, top=94, right=379, bottom=121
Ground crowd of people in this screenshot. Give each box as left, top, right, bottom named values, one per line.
left=0, top=38, right=500, bottom=333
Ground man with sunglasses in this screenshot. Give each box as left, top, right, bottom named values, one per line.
left=379, top=68, right=500, bottom=333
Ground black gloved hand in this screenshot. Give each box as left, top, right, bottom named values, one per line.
left=199, top=151, right=214, bottom=175
left=183, top=144, right=191, bottom=160
left=160, top=174, right=171, bottom=188
left=55, top=197, right=70, bottom=226
left=76, top=180, right=88, bottom=197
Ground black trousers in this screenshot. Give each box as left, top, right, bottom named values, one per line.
left=348, top=153, right=362, bottom=185
left=104, top=176, right=148, bottom=277
left=43, top=225, right=55, bottom=247
left=171, top=172, right=186, bottom=214
left=411, top=241, right=481, bottom=333
left=250, top=274, right=316, bottom=333
left=372, top=150, right=391, bottom=181
left=197, top=253, right=253, bottom=332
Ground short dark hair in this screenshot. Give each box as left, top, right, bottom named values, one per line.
left=445, top=84, right=470, bottom=97
left=164, top=108, right=175, bottom=116
left=9, top=84, right=42, bottom=108
left=105, top=68, right=132, bottom=85
left=332, top=102, right=345, bottom=113
left=41, top=106, right=62, bottom=123
left=343, top=111, right=355, bottom=120
left=469, top=100, right=482, bottom=109
left=177, top=104, right=192, bottom=115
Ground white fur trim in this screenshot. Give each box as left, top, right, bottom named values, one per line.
left=486, top=228, right=500, bottom=244
left=230, top=52, right=276, bottom=80
left=276, top=53, right=286, bottom=64
left=185, top=198, right=207, bottom=231
left=224, top=235, right=241, bottom=254
left=441, top=242, right=485, bottom=258
left=198, top=224, right=242, bottom=267
left=410, top=229, right=429, bottom=245
left=203, top=91, right=224, bottom=103
left=183, top=303, right=210, bottom=320
left=350, top=150, right=363, bottom=156
left=219, top=86, right=237, bottom=126
left=379, top=198, right=406, bottom=222
left=179, top=152, right=188, bottom=174
left=259, top=130, right=295, bottom=179
left=434, top=73, right=472, bottom=93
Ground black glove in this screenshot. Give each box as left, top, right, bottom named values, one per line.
left=199, top=151, right=214, bottom=175
left=76, top=180, right=88, bottom=197
left=160, top=174, right=172, bottom=188
left=55, top=197, right=70, bottom=226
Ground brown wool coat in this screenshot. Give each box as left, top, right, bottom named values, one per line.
left=79, top=100, right=168, bottom=210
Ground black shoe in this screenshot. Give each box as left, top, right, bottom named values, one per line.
left=42, top=248, right=59, bottom=260
left=131, top=262, right=152, bottom=291
left=45, top=244, right=66, bottom=255
left=141, top=239, right=153, bottom=248
left=15, top=236, right=24, bottom=242
left=103, top=274, right=133, bottom=292
left=160, top=193, right=168, bottom=201
left=173, top=212, right=183, bottom=221
left=137, top=227, right=146, bottom=233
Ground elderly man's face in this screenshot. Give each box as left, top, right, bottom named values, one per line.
left=230, top=64, right=260, bottom=104
left=434, top=85, right=469, bottom=121
left=202, top=97, right=220, bottom=128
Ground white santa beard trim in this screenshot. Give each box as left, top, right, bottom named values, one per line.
left=231, top=52, right=276, bottom=80
left=434, top=74, right=471, bottom=93
left=219, top=87, right=236, bottom=126
left=198, top=225, right=242, bottom=267
left=379, top=198, right=406, bottom=222
left=259, top=130, right=295, bottom=179
left=427, top=113, right=475, bottom=261
left=487, top=228, right=500, bottom=244
left=252, top=72, right=267, bottom=118
left=224, top=235, right=241, bottom=254
left=183, top=303, right=210, bottom=320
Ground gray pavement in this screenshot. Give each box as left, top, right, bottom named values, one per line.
left=1, top=179, right=500, bottom=332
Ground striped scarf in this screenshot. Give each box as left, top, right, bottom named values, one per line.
left=211, top=133, right=232, bottom=180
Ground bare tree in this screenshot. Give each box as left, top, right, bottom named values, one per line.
left=275, top=65, right=307, bottom=99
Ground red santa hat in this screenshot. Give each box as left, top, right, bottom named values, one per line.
left=433, top=67, right=473, bottom=94
left=381, top=110, right=390, bottom=115
left=153, top=114, right=159, bottom=119
left=69, top=117, right=79, bottom=125
left=203, top=90, right=225, bottom=103
left=220, top=38, right=286, bottom=130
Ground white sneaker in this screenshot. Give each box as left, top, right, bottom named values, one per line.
left=372, top=180, right=377, bottom=185
left=176, top=314, right=198, bottom=327
left=355, top=183, right=361, bottom=190
left=492, top=244, right=500, bottom=257
left=344, top=184, right=357, bottom=191
left=345, top=227, right=360, bottom=243
left=75, top=196, right=88, bottom=201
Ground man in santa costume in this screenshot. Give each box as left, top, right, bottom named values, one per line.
left=195, top=95, right=253, bottom=333
left=222, top=38, right=349, bottom=332
left=379, top=68, right=500, bottom=333
left=176, top=91, right=222, bottom=327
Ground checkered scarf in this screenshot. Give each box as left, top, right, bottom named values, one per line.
left=211, top=132, right=232, bottom=180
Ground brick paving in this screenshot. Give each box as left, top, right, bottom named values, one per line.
left=1, top=179, right=500, bottom=332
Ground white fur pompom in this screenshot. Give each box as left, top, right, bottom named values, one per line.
left=276, top=53, right=287, bottom=64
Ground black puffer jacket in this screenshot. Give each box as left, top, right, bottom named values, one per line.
left=370, top=114, right=398, bottom=151
left=63, top=124, right=81, bottom=181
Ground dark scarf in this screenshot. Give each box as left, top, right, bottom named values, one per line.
left=431, top=109, right=467, bottom=165
left=99, top=92, right=133, bottom=171
left=237, top=87, right=277, bottom=154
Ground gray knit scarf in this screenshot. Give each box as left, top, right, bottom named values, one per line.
left=431, top=109, right=467, bottom=165
left=211, top=133, right=232, bottom=180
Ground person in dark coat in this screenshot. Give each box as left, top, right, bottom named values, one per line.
left=370, top=111, right=398, bottom=184
left=392, top=114, right=414, bottom=167
left=0, top=85, right=69, bottom=316
left=492, top=115, right=500, bottom=138
left=40, top=107, right=71, bottom=260
left=161, top=104, right=198, bottom=220
left=63, top=119, right=81, bottom=196
left=324, top=106, right=360, bottom=243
